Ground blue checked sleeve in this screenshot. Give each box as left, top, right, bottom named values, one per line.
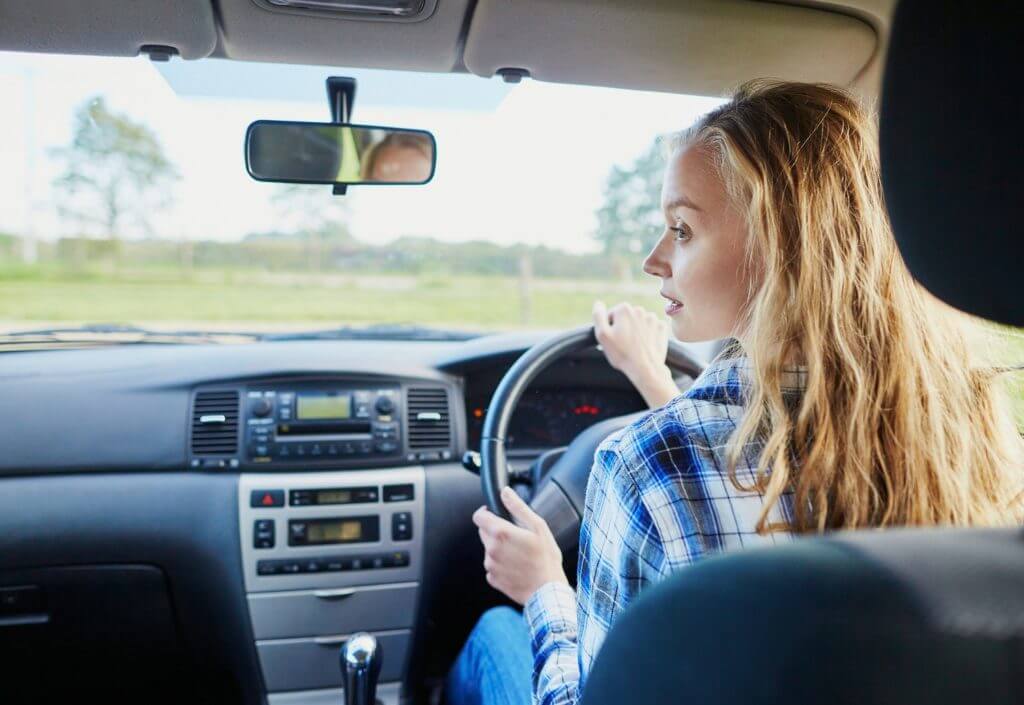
left=523, top=433, right=665, bottom=705
left=524, top=580, right=580, bottom=705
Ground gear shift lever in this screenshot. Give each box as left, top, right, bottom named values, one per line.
left=340, top=633, right=382, bottom=705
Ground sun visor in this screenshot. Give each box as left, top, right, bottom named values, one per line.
left=0, top=0, right=217, bottom=59
left=215, top=0, right=471, bottom=72
left=464, top=0, right=878, bottom=97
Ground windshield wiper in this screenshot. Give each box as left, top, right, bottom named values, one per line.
left=261, top=323, right=480, bottom=342
left=0, top=324, right=261, bottom=349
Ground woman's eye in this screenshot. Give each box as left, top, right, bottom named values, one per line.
left=670, top=226, right=691, bottom=242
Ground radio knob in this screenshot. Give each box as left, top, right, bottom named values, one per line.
left=253, top=399, right=273, bottom=417
left=374, top=396, right=395, bottom=415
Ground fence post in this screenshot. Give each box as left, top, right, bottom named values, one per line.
left=519, top=252, right=533, bottom=325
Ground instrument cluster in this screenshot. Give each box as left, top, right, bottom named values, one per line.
left=466, top=387, right=643, bottom=450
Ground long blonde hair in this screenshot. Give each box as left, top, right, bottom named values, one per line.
left=686, top=80, right=1024, bottom=532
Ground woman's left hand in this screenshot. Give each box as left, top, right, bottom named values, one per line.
left=473, top=486, right=569, bottom=605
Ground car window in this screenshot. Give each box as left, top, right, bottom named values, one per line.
left=0, top=51, right=724, bottom=337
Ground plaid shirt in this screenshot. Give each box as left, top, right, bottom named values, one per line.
left=522, top=355, right=804, bottom=705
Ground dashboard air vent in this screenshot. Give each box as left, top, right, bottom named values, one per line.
left=191, top=390, right=240, bottom=455
left=406, top=387, right=451, bottom=449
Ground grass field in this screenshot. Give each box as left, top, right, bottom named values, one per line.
left=0, top=265, right=659, bottom=332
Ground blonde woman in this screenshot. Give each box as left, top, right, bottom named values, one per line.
left=445, top=80, right=1024, bottom=705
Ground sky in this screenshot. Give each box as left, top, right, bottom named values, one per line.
left=0, top=51, right=723, bottom=254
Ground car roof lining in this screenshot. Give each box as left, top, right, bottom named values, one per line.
left=0, top=0, right=893, bottom=98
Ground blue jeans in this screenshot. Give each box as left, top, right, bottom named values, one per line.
left=445, top=606, right=534, bottom=705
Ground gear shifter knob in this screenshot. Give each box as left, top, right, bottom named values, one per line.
left=340, top=633, right=382, bottom=705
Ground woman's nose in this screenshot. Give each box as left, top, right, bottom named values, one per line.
left=643, top=231, right=671, bottom=278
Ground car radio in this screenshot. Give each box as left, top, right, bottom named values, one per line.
left=244, top=385, right=401, bottom=465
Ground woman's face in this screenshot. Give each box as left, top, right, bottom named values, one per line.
left=368, top=144, right=432, bottom=183
left=643, top=143, right=753, bottom=343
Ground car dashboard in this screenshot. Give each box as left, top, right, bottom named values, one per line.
left=0, top=333, right=694, bottom=705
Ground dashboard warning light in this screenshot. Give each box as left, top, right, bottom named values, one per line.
left=473, top=408, right=484, bottom=419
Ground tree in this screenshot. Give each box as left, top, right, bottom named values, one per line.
left=271, top=184, right=352, bottom=273
left=51, top=96, right=178, bottom=241
left=594, top=139, right=667, bottom=257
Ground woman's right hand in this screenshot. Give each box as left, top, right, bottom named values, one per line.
left=592, top=301, right=681, bottom=408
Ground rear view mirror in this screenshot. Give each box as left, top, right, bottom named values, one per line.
left=245, top=121, right=436, bottom=186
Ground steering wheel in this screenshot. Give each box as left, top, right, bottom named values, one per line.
left=479, top=325, right=706, bottom=551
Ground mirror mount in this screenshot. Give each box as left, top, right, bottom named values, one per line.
left=326, top=77, right=358, bottom=196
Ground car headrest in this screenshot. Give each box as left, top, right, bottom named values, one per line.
left=880, top=1, right=1024, bottom=326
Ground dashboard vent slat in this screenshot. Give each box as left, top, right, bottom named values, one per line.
left=407, top=387, right=451, bottom=449
left=191, top=390, right=239, bottom=455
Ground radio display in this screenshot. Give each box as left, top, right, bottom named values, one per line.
left=296, top=393, right=351, bottom=420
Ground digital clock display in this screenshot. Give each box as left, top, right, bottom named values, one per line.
left=315, top=490, right=351, bottom=504
left=290, top=486, right=378, bottom=506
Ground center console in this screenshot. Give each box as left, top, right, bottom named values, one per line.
left=197, top=374, right=459, bottom=704
left=239, top=468, right=425, bottom=704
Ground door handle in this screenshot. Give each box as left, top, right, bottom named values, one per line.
left=313, top=588, right=356, bottom=600
left=314, top=635, right=348, bottom=646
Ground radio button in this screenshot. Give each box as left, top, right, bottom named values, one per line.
left=257, top=560, right=280, bottom=575
left=371, top=555, right=386, bottom=570
left=323, top=557, right=346, bottom=572
left=373, top=423, right=399, bottom=440
left=254, top=519, right=275, bottom=548
left=375, top=396, right=395, bottom=415
left=392, top=512, right=413, bottom=541
left=310, top=444, right=323, bottom=457
left=383, top=484, right=414, bottom=503
left=385, top=551, right=410, bottom=568
left=357, top=441, right=373, bottom=454
left=301, top=559, right=322, bottom=573
left=252, top=398, right=273, bottom=417
left=375, top=441, right=399, bottom=454
left=280, top=561, right=301, bottom=574
left=289, top=521, right=308, bottom=545
left=326, top=444, right=339, bottom=456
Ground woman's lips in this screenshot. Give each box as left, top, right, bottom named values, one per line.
left=661, top=293, right=683, bottom=316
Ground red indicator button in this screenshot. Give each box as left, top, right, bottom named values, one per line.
left=250, top=489, right=285, bottom=508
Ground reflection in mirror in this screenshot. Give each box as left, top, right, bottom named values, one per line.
left=245, top=121, right=436, bottom=186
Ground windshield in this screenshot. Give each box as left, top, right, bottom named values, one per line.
left=0, top=51, right=725, bottom=339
